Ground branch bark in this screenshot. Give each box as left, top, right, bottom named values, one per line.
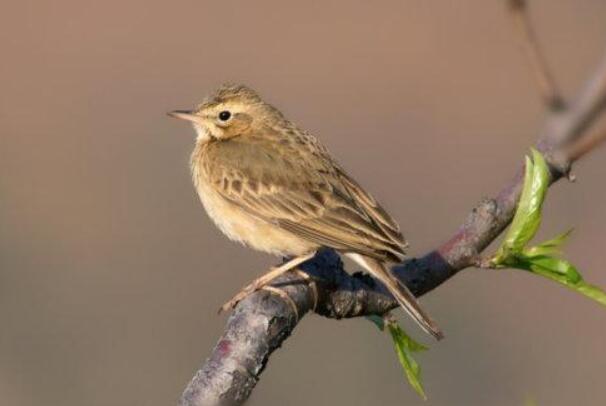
left=178, top=48, right=606, bottom=406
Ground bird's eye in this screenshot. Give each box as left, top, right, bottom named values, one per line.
left=218, top=111, right=232, bottom=121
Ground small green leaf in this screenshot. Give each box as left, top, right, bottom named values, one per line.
left=511, top=254, right=606, bottom=307
left=527, top=255, right=581, bottom=283
left=387, top=321, right=428, bottom=400
left=575, top=282, right=606, bottom=306
left=524, top=229, right=573, bottom=257
left=511, top=149, right=550, bottom=248
left=493, top=149, right=550, bottom=264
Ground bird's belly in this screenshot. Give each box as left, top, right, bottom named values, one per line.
left=195, top=181, right=316, bottom=257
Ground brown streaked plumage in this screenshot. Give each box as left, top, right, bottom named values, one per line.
left=169, top=84, right=443, bottom=340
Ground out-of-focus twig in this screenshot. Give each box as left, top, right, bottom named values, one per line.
left=539, top=50, right=606, bottom=151
left=508, top=0, right=565, bottom=110
left=565, top=124, right=606, bottom=161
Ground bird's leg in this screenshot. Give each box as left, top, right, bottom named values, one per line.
left=219, top=252, right=316, bottom=313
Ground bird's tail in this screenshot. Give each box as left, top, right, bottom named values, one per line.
left=347, top=253, right=444, bottom=340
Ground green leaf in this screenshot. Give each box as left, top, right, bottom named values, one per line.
left=510, top=149, right=550, bottom=248
left=493, top=149, right=550, bottom=264
left=511, top=254, right=606, bottom=307
left=526, top=255, right=581, bottom=283
left=524, top=229, right=573, bottom=257
left=575, top=282, right=606, bottom=306
left=387, top=321, right=428, bottom=400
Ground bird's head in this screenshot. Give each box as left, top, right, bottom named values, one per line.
left=169, top=84, right=283, bottom=142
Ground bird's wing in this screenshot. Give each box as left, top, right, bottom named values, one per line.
left=202, top=137, right=406, bottom=262
left=335, top=169, right=407, bottom=252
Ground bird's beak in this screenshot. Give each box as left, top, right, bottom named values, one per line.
left=167, top=109, right=199, bottom=123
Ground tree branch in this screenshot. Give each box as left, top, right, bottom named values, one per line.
left=565, top=123, right=606, bottom=162
left=507, top=0, right=565, bottom=110
left=178, top=48, right=606, bottom=406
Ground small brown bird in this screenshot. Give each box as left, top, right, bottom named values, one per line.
left=169, top=84, right=443, bottom=340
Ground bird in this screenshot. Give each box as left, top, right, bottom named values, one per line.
left=168, top=84, right=443, bottom=340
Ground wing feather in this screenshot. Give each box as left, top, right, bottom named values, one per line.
left=201, top=137, right=407, bottom=262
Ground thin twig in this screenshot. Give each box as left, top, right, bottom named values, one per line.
left=565, top=124, right=606, bottom=161
left=538, top=49, right=606, bottom=151
left=508, top=0, right=565, bottom=110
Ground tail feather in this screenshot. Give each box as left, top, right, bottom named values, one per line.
left=347, top=253, right=444, bottom=340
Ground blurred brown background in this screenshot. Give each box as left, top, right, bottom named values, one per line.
left=1, top=1, right=606, bottom=405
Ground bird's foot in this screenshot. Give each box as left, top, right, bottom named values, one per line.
left=218, top=252, right=317, bottom=313
left=218, top=281, right=264, bottom=313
